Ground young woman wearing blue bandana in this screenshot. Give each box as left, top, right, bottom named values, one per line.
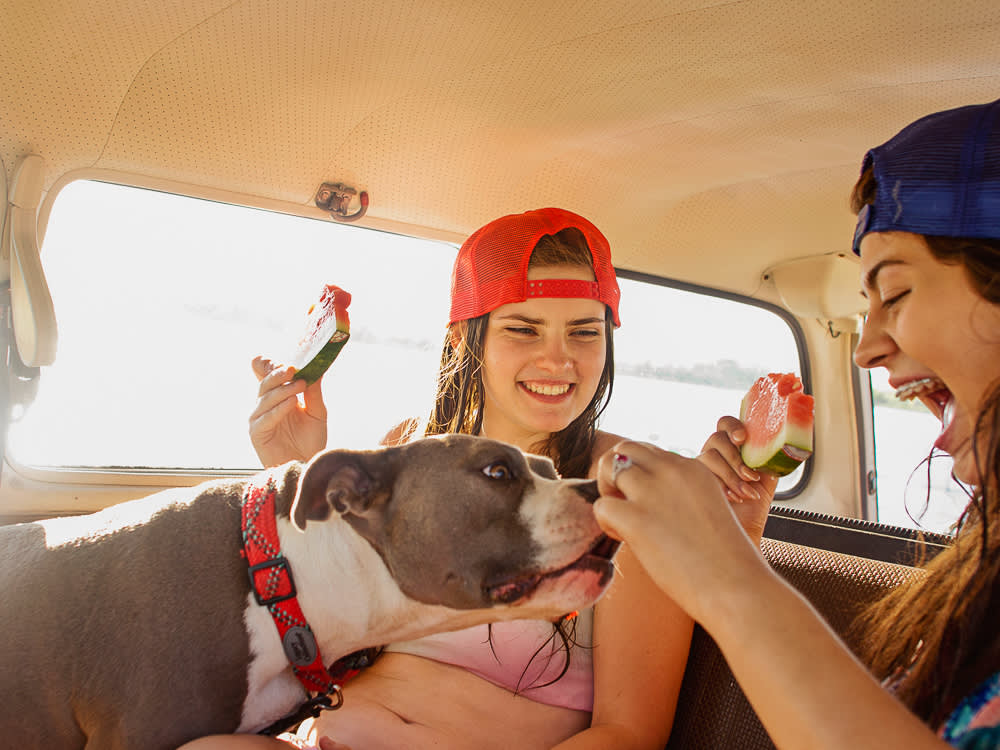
left=593, top=98, right=1000, bottom=749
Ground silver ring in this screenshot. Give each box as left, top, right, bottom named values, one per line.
left=611, top=452, right=633, bottom=482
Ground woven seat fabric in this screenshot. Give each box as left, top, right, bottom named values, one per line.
left=665, top=538, right=923, bottom=749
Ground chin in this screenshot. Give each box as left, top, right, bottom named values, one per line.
left=949, top=449, right=982, bottom=488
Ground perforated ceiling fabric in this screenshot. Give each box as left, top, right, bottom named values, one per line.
left=2, top=0, right=999, bottom=293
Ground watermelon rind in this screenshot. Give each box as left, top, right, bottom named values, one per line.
left=740, top=439, right=812, bottom=477
left=293, top=331, right=350, bottom=384
left=739, top=373, right=814, bottom=477
left=289, top=285, right=351, bottom=384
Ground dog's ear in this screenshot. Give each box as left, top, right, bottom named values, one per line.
left=292, top=450, right=390, bottom=531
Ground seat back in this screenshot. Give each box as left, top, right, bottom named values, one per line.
left=664, top=507, right=952, bottom=749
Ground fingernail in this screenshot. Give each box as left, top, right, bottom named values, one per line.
left=741, top=483, right=761, bottom=501
left=740, top=466, right=760, bottom=482
left=726, top=489, right=744, bottom=504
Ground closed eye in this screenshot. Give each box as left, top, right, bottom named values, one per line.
left=882, top=290, right=910, bottom=309
left=482, top=461, right=514, bottom=480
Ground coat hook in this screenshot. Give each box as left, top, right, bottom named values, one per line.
left=315, top=182, right=369, bottom=223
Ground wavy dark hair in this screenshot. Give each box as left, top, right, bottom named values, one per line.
left=850, top=166, right=1000, bottom=726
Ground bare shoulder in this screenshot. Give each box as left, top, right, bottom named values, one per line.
left=380, top=417, right=422, bottom=447
left=589, top=430, right=629, bottom=478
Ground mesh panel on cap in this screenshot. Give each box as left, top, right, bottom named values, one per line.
left=449, top=207, right=621, bottom=325
left=854, top=98, right=1000, bottom=252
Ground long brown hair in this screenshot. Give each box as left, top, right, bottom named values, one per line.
left=424, top=226, right=616, bottom=479
left=850, top=166, right=1000, bottom=726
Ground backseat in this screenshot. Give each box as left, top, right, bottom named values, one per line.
left=665, top=506, right=952, bottom=749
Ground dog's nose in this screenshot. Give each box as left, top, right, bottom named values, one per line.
left=573, top=480, right=600, bottom=504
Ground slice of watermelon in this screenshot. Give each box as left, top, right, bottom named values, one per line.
left=739, top=372, right=814, bottom=477
left=289, top=284, right=351, bottom=384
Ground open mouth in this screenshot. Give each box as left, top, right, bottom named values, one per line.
left=895, top=377, right=951, bottom=418
left=485, top=534, right=621, bottom=605
left=520, top=381, right=576, bottom=400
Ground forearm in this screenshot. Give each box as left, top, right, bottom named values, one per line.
left=550, top=724, right=651, bottom=750
left=706, top=568, right=950, bottom=750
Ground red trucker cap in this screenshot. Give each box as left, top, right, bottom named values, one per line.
left=448, top=207, right=621, bottom=326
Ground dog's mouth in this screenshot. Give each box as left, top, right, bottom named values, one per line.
left=485, top=534, right=621, bottom=605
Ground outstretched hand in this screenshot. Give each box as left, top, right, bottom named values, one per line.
left=249, top=356, right=328, bottom=467
left=593, top=441, right=773, bottom=624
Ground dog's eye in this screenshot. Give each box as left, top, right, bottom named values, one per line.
left=482, top=462, right=513, bottom=480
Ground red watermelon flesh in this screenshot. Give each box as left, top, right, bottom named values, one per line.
left=739, top=373, right=814, bottom=476
left=290, top=284, right=351, bottom=384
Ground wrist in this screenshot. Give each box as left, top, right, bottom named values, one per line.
left=691, top=549, right=785, bottom=635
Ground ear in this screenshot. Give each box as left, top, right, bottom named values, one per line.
left=291, top=450, right=386, bottom=531
left=448, top=321, right=465, bottom=351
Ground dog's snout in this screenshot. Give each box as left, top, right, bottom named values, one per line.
left=573, top=480, right=600, bottom=504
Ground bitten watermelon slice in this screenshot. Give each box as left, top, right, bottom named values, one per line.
left=289, top=284, right=351, bottom=384
left=739, top=373, right=814, bottom=477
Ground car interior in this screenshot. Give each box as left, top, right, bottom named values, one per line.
left=2, top=1, right=996, bottom=747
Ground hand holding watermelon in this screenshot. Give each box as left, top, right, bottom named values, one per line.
left=249, top=357, right=329, bottom=467
left=698, top=415, right=779, bottom=545
left=248, top=284, right=352, bottom=467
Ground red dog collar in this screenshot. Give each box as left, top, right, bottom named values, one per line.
left=241, top=474, right=366, bottom=705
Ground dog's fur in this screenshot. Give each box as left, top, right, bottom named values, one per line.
left=0, top=434, right=618, bottom=749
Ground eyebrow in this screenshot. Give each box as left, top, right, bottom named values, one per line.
left=495, top=313, right=605, bottom=326
left=863, top=259, right=906, bottom=292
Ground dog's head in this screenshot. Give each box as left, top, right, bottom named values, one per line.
left=291, top=434, right=619, bottom=616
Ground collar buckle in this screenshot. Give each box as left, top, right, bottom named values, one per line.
left=247, top=556, right=298, bottom=607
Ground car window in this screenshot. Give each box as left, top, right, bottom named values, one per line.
left=12, top=180, right=805, bottom=496
left=868, top=369, right=967, bottom=534
left=607, top=276, right=804, bottom=494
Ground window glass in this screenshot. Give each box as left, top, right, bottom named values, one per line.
left=869, top=369, right=967, bottom=534
left=606, top=277, right=804, bottom=494
left=12, top=181, right=805, bottom=491
left=13, top=181, right=455, bottom=469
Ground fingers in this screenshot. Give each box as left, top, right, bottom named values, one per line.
left=698, top=444, right=761, bottom=503
left=596, top=440, right=686, bottom=498
left=300, top=378, right=328, bottom=421
left=699, top=415, right=766, bottom=503
left=593, top=443, right=663, bottom=542
left=592, top=493, right=637, bottom=542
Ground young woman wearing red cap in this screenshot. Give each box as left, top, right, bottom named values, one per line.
left=185, top=208, right=768, bottom=749
left=591, top=99, right=1000, bottom=749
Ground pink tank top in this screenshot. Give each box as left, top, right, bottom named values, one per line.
left=385, top=609, right=595, bottom=712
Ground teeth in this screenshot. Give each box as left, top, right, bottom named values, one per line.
left=894, top=377, right=945, bottom=401
left=525, top=382, right=570, bottom=396
left=942, top=397, right=956, bottom=429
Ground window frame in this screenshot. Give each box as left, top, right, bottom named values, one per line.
left=12, top=174, right=812, bottom=503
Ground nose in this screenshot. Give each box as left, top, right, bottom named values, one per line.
left=536, top=334, right=573, bottom=372
left=572, top=479, right=600, bottom=504
left=853, top=311, right=895, bottom=370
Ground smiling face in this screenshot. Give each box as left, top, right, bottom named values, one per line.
left=478, top=263, right=608, bottom=452
left=854, top=231, right=1000, bottom=485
